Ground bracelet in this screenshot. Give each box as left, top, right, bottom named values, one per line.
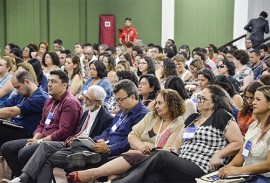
left=38, top=139, right=43, bottom=144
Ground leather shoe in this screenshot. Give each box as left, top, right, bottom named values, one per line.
left=67, top=151, right=101, bottom=167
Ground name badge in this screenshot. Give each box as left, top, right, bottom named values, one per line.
left=182, top=126, right=196, bottom=140
left=45, top=112, right=53, bottom=126
left=192, top=97, right=198, bottom=104
left=242, top=140, right=252, bottom=159
left=111, top=125, right=117, bottom=132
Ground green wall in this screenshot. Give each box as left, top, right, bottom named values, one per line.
left=86, top=0, right=162, bottom=46
left=0, top=0, right=234, bottom=53
left=175, top=0, right=234, bottom=50
left=0, top=0, right=5, bottom=55
left=1, top=0, right=162, bottom=52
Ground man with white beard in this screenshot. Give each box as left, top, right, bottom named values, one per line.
left=3, top=85, right=113, bottom=183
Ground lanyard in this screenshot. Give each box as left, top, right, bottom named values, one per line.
left=110, top=112, right=128, bottom=132
left=45, top=102, right=60, bottom=126
left=154, top=119, right=173, bottom=147
left=48, top=102, right=60, bottom=115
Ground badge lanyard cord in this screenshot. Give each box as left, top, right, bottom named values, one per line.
left=48, top=102, right=60, bottom=118
left=154, top=119, right=173, bottom=147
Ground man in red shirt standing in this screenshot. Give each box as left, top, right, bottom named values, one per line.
left=118, top=17, right=138, bottom=44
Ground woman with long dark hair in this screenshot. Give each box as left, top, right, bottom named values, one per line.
left=137, top=56, right=155, bottom=77
left=213, top=75, right=243, bottom=109
left=165, top=76, right=196, bottom=120
left=159, top=58, right=177, bottom=87
left=138, top=74, right=160, bottom=110
left=64, top=54, right=83, bottom=96
left=28, top=58, right=48, bottom=92
left=238, top=81, right=264, bottom=136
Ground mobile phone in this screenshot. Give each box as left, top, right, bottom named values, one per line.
left=207, top=174, right=220, bottom=181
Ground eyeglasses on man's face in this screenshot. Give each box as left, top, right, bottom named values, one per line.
left=114, top=95, right=131, bottom=104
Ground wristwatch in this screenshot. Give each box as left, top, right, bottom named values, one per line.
left=37, top=139, right=43, bottom=144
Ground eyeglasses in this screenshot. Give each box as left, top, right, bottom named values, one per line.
left=115, top=95, right=130, bottom=103
left=197, top=95, right=212, bottom=103
left=85, top=96, right=99, bottom=103
left=217, top=64, right=225, bottom=69
left=243, top=96, right=254, bottom=101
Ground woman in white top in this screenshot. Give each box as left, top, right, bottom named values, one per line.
left=115, top=45, right=126, bottom=64
left=219, top=85, right=270, bottom=182
left=172, top=55, right=192, bottom=82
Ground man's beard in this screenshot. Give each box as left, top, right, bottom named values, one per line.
left=85, top=103, right=96, bottom=111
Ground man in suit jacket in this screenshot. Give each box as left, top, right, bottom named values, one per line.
left=4, top=85, right=113, bottom=183
left=244, top=11, right=269, bottom=45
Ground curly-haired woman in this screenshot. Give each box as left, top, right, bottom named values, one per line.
left=109, top=85, right=243, bottom=183
left=68, top=89, right=186, bottom=182
left=233, top=50, right=254, bottom=92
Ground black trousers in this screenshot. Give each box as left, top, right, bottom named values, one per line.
left=112, top=151, right=205, bottom=183
left=0, top=123, right=30, bottom=149
left=1, top=138, right=39, bottom=177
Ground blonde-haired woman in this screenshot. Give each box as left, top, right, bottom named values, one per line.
left=115, top=45, right=127, bottom=64
left=17, top=63, right=39, bottom=86
left=173, top=55, right=192, bottom=82
left=116, top=60, right=130, bottom=72
left=185, top=58, right=205, bottom=93
left=0, top=56, right=14, bottom=105
left=154, top=54, right=166, bottom=82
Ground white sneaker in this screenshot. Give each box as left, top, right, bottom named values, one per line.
left=1, top=177, right=21, bottom=183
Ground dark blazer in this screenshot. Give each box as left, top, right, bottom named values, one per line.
left=244, top=17, right=269, bottom=43
left=77, top=105, right=113, bottom=138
